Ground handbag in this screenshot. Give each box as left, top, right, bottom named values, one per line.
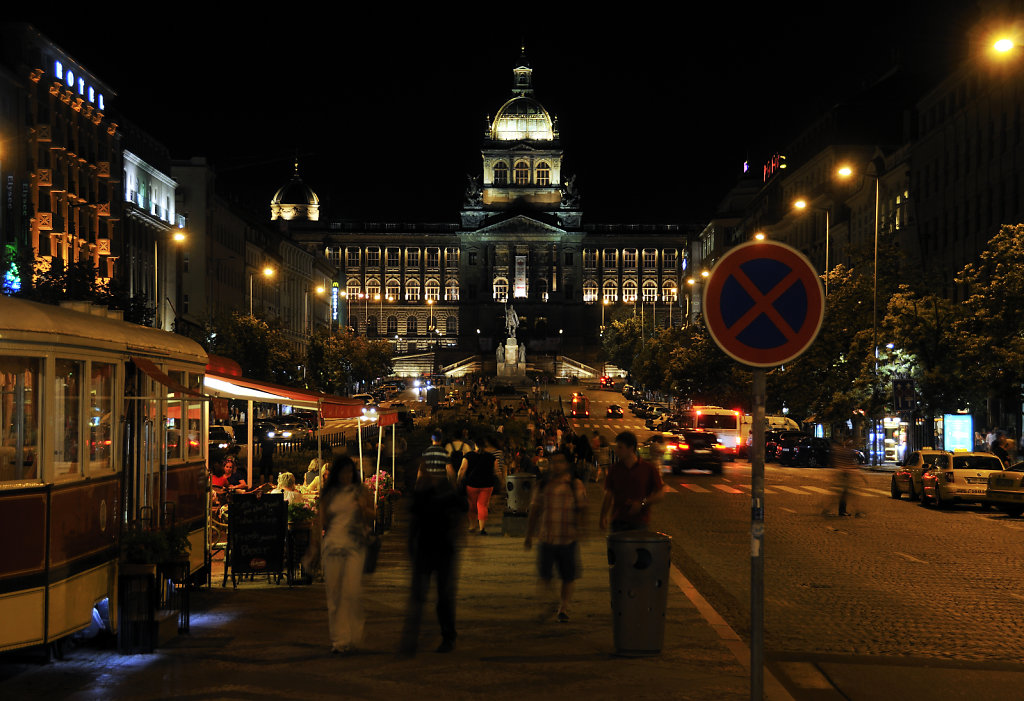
left=363, top=534, right=382, bottom=574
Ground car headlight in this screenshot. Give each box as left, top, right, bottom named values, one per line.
left=267, top=431, right=276, bottom=438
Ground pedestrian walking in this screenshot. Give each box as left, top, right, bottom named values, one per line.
left=524, top=453, right=587, bottom=622
left=400, top=434, right=467, bottom=656
left=599, top=431, right=665, bottom=533
left=458, top=437, right=497, bottom=535
left=317, top=455, right=374, bottom=655
left=829, top=438, right=865, bottom=517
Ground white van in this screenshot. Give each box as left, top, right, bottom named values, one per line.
left=739, top=414, right=801, bottom=458
left=675, top=406, right=743, bottom=456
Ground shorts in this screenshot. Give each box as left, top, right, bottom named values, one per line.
left=538, top=542, right=580, bottom=582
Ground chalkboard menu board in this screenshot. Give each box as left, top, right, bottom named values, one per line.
left=227, top=492, right=286, bottom=580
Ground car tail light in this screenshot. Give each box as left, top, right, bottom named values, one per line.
left=678, top=443, right=690, bottom=451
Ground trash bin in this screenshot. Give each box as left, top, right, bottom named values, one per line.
left=607, top=530, right=671, bottom=656
left=506, top=473, right=535, bottom=514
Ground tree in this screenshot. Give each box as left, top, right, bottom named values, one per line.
left=601, top=314, right=644, bottom=376
left=953, top=224, right=1024, bottom=426
left=206, top=313, right=300, bottom=386
left=307, top=327, right=394, bottom=395
left=664, top=321, right=751, bottom=409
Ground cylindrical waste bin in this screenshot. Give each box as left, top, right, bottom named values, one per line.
left=506, top=473, right=535, bottom=513
left=607, top=530, right=671, bottom=656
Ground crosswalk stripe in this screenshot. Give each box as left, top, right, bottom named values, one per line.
left=662, top=484, right=678, bottom=493
left=859, top=487, right=891, bottom=496
left=802, top=486, right=834, bottom=495
left=680, top=483, right=710, bottom=493
left=773, top=485, right=811, bottom=495
left=713, top=484, right=743, bottom=494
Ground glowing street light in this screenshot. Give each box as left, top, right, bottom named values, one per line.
left=994, top=37, right=1016, bottom=53
left=754, top=232, right=766, bottom=241
left=250, top=265, right=276, bottom=316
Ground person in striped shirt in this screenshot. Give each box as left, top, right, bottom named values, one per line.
left=524, top=453, right=587, bottom=622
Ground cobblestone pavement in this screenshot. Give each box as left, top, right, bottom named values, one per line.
left=648, top=459, right=1024, bottom=663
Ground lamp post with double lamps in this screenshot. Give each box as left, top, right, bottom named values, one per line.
left=792, top=199, right=831, bottom=295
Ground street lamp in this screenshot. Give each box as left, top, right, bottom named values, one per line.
left=837, top=163, right=882, bottom=463
left=793, top=198, right=831, bottom=295
left=754, top=231, right=766, bottom=241
left=250, top=265, right=275, bottom=317
left=155, top=229, right=187, bottom=330
left=668, top=287, right=678, bottom=327
left=304, top=285, right=327, bottom=335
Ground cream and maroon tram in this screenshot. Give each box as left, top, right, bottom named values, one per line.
left=0, top=296, right=208, bottom=653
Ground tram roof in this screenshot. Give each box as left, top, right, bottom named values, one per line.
left=0, top=297, right=206, bottom=365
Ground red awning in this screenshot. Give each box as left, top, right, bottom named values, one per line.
left=205, top=372, right=366, bottom=416
left=206, top=354, right=242, bottom=378
left=377, top=409, right=400, bottom=428
left=321, top=399, right=368, bottom=419
left=132, top=356, right=205, bottom=398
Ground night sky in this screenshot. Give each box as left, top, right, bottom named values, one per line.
left=26, top=3, right=978, bottom=227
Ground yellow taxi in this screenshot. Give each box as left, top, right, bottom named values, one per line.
left=920, top=451, right=1006, bottom=508
left=890, top=449, right=951, bottom=501
left=985, top=461, right=1024, bottom=517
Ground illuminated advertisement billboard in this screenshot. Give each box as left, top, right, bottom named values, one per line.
left=943, top=414, right=973, bottom=452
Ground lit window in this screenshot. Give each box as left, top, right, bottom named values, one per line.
left=643, top=249, right=657, bottom=268
left=386, top=279, right=400, bottom=299
left=583, top=280, right=598, bottom=303
left=387, top=248, right=400, bottom=267
left=603, top=249, right=617, bottom=267
left=642, top=280, right=657, bottom=302
left=662, top=284, right=678, bottom=303
left=366, top=247, right=380, bottom=268
left=406, top=248, right=420, bottom=267
left=493, top=277, right=509, bottom=302
left=346, top=279, right=361, bottom=299
left=346, top=247, right=360, bottom=267
left=445, top=281, right=459, bottom=301
left=445, top=247, right=459, bottom=267
left=623, top=280, right=638, bottom=303
left=494, top=162, right=509, bottom=185
left=366, top=279, right=380, bottom=298
left=584, top=249, right=597, bottom=269
left=623, top=249, right=638, bottom=268
left=603, top=280, right=618, bottom=303
left=536, top=162, right=550, bottom=186
left=663, top=249, right=677, bottom=269
left=406, top=280, right=420, bottom=301
left=514, top=161, right=530, bottom=185
left=425, top=280, right=440, bottom=301
left=426, top=248, right=440, bottom=268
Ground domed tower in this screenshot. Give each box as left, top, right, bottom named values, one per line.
left=478, top=50, right=565, bottom=214
left=270, top=160, right=320, bottom=222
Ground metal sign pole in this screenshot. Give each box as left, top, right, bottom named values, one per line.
left=750, top=368, right=766, bottom=701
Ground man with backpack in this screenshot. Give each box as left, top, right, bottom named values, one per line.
left=524, top=453, right=587, bottom=622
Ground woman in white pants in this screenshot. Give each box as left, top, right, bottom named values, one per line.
left=319, top=455, right=374, bottom=655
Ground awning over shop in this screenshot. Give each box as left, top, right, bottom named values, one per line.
left=203, top=373, right=366, bottom=416
left=132, top=356, right=205, bottom=398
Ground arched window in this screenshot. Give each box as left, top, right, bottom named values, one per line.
left=514, top=161, right=530, bottom=185
left=493, top=277, right=508, bottom=302
left=425, top=280, right=440, bottom=301
left=445, top=280, right=459, bottom=301
left=366, top=315, right=378, bottom=335
left=346, top=279, right=361, bottom=299
left=662, top=283, right=678, bottom=303
left=406, top=280, right=420, bottom=301
left=406, top=316, right=418, bottom=335
left=642, top=280, right=657, bottom=302
left=493, top=161, right=509, bottom=185
left=445, top=316, right=457, bottom=335
left=622, top=280, right=638, bottom=303
left=583, top=280, right=598, bottom=303
left=366, top=279, right=380, bottom=298
left=535, top=278, right=548, bottom=302
left=386, top=316, right=398, bottom=334
left=386, top=279, right=400, bottom=300
left=603, top=279, right=618, bottom=303
left=536, top=161, right=550, bottom=186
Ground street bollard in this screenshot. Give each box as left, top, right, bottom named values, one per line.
left=607, top=530, right=672, bottom=656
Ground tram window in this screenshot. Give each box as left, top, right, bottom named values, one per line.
left=166, top=370, right=185, bottom=463
left=88, top=362, right=114, bottom=473
left=187, top=373, right=204, bottom=460
left=54, top=359, right=83, bottom=477
left=0, top=357, right=40, bottom=482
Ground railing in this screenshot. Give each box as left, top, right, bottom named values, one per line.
left=557, top=355, right=598, bottom=379
left=441, top=355, right=481, bottom=376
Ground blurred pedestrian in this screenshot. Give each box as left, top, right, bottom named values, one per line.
left=829, top=438, right=865, bottom=517
left=316, top=455, right=374, bottom=655
left=599, top=431, right=665, bottom=533
left=400, top=433, right=467, bottom=656
left=457, top=438, right=497, bottom=535
left=524, top=453, right=586, bottom=622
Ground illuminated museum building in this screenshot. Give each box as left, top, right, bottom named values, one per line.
left=276, top=55, right=689, bottom=357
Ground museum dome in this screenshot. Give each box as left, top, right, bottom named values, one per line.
left=490, top=95, right=555, bottom=141
left=270, top=161, right=320, bottom=221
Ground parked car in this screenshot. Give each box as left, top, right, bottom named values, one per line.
left=791, top=436, right=831, bottom=467
left=890, top=449, right=951, bottom=500
left=775, top=431, right=810, bottom=466
left=606, top=404, right=624, bottom=418
left=985, top=461, right=1024, bottom=516
left=666, top=430, right=723, bottom=474
left=920, top=452, right=1006, bottom=508
left=272, top=420, right=313, bottom=443
left=232, top=421, right=278, bottom=444
left=644, top=407, right=671, bottom=429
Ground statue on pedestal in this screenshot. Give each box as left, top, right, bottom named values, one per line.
left=496, top=344, right=505, bottom=363
left=505, top=304, right=519, bottom=340
left=518, top=343, right=526, bottom=364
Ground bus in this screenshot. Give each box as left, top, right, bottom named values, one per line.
left=0, top=297, right=208, bottom=654
left=675, top=406, right=743, bottom=455
left=570, top=392, right=590, bottom=418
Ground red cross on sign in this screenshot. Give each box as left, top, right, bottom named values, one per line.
left=702, top=241, right=825, bottom=367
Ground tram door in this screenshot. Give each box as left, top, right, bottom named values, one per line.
left=124, top=371, right=164, bottom=527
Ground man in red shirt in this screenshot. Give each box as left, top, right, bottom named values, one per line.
left=599, top=431, right=665, bottom=533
